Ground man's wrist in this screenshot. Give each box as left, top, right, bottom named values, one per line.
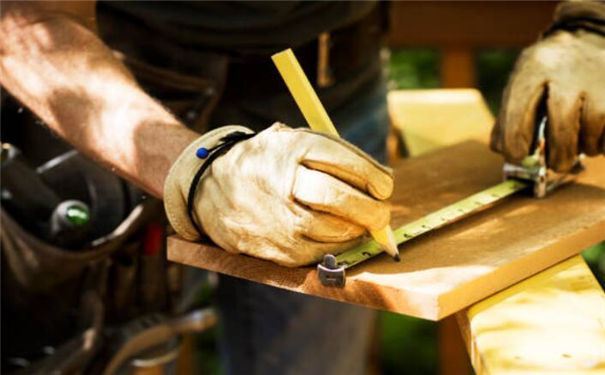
left=163, top=125, right=253, bottom=240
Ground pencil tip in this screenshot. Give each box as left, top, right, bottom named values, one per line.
left=369, top=226, right=400, bottom=262
left=393, top=253, right=401, bottom=262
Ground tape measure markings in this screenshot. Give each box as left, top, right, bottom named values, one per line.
left=334, top=179, right=529, bottom=268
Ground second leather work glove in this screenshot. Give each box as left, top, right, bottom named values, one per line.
left=165, top=123, right=394, bottom=267
left=491, top=1, right=605, bottom=172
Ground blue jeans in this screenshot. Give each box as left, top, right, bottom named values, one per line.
left=213, top=77, right=389, bottom=375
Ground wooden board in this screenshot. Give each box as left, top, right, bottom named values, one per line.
left=168, top=141, right=605, bottom=320
left=457, top=255, right=605, bottom=374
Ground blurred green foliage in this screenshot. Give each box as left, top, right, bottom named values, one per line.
left=195, top=326, right=222, bottom=375
left=387, top=47, right=521, bottom=110
left=194, top=283, right=222, bottom=375
left=388, top=49, right=440, bottom=90
left=583, top=243, right=605, bottom=286
left=379, top=313, right=437, bottom=375
left=476, top=49, right=519, bottom=113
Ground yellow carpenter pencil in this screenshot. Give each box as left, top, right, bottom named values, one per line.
left=272, top=48, right=400, bottom=262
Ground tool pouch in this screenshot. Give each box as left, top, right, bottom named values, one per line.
left=0, top=201, right=160, bottom=368
left=1, top=202, right=155, bottom=294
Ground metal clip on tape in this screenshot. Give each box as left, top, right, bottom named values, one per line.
left=317, top=254, right=346, bottom=287
left=502, top=115, right=585, bottom=198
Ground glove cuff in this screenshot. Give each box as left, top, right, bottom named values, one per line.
left=545, top=1, right=605, bottom=38
left=164, top=125, right=254, bottom=241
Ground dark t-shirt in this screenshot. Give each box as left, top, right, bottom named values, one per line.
left=97, top=1, right=376, bottom=55
left=96, top=0, right=385, bottom=134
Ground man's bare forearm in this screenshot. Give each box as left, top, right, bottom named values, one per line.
left=0, top=3, right=199, bottom=198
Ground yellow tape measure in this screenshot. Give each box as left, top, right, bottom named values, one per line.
left=318, top=179, right=529, bottom=285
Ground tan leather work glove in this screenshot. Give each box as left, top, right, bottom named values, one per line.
left=491, top=1, right=605, bottom=172
left=164, top=123, right=394, bottom=267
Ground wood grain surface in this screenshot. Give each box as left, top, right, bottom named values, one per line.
left=457, top=255, right=605, bottom=374
left=168, top=141, right=605, bottom=320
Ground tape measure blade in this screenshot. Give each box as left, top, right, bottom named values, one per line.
left=334, top=180, right=529, bottom=269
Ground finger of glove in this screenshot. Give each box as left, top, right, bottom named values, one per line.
left=490, top=117, right=504, bottom=154
left=292, top=166, right=390, bottom=231
left=580, top=91, right=605, bottom=156
left=297, top=209, right=365, bottom=243
left=498, top=67, right=547, bottom=163
left=299, top=132, right=394, bottom=200
left=546, top=87, right=582, bottom=172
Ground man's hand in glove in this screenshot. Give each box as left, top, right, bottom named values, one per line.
left=164, top=123, right=394, bottom=267
left=491, top=2, right=605, bottom=172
